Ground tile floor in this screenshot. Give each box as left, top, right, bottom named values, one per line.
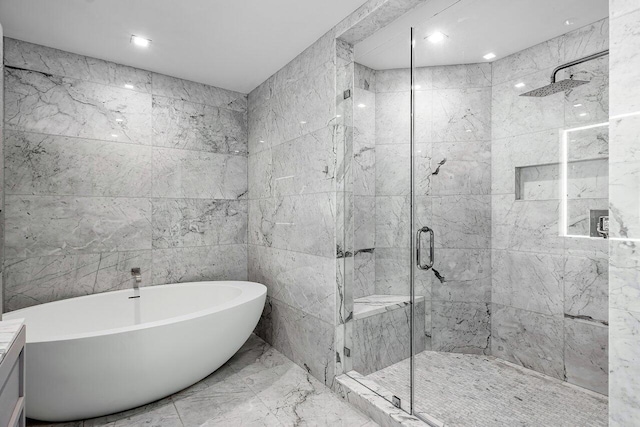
left=28, top=334, right=377, bottom=427
left=367, top=350, right=608, bottom=427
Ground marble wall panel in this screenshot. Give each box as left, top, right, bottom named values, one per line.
left=492, top=250, right=564, bottom=316
left=430, top=195, right=491, bottom=249
left=248, top=245, right=336, bottom=324
left=564, top=249, right=609, bottom=323
left=375, top=195, right=411, bottom=248
left=491, top=304, right=564, bottom=380
left=152, top=147, right=247, bottom=200
left=431, top=141, right=491, bottom=196
left=430, top=248, right=491, bottom=303
left=375, top=69, right=410, bottom=93
left=354, top=250, right=375, bottom=299
left=152, top=199, right=247, bottom=248
left=375, top=247, right=410, bottom=295
left=609, top=308, right=640, bottom=425
left=4, top=38, right=153, bottom=93
left=610, top=240, right=640, bottom=314
left=4, top=67, right=153, bottom=144
left=431, top=301, right=491, bottom=355
left=609, top=8, right=640, bottom=117
left=375, top=91, right=410, bottom=144
left=5, top=195, right=151, bottom=258
left=151, top=244, right=247, bottom=285
left=431, top=63, right=491, bottom=89
left=255, top=297, right=335, bottom=386
left=4, top=130, right=152, bottom=197
left=564, top=318, right=608, bottom=395
left=152, top=96, right=247, bottom=155
left=491, top=37, right=562, bottom=85
left=354, top=196, right=375, bottom=250
left=431, top=88, right=491, bottom=142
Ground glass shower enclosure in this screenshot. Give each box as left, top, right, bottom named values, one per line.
left=341, top=0, right=610, bottom=424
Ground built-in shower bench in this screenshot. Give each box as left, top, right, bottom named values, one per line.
left=353, top=294, right=424, bottom=320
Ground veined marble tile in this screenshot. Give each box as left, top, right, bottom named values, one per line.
left=248, top=149, right=273, bottom=200
left=610, top=115, right=640, bottom=164
left=248, top=193, right=336, bottom=258
left=4, top=250, right=152, bottom=312
left=374, top=247, right=410, bottom=296
left=375, top=69, right=410, bottom=93
left=610, top=9, right=640, bottom=117
left=151, top=244, right=247, bottom=285
left=353, top=127, right=376, bottom=196
left=431, top=248, right=491, bottom=303
left=566, top=198, right=609, bottom=237
left=355, top=63, right=376, bottom=91
left=152, top=96, right=247, bottom=155
left=354, top=196, right=375, bottom=250
left=430, top=195, right=491, bottom=249
left=271, top=126, right=336, bottom=197
left=431, top=63, right=492, bottom=89
left=609, top=159, right=640, bottom=240
left=492, top=250, right=564, bottom=316
left=610, top=239, right=640, bottom=313
left=492, top=69, right=564, bottom=140
left=491, top=304, right=564, bottom=380
left=353, top=249, right=375, bottom=300
left=85, top=397, right=182, bottom=427
left=375, top=91, right=410, bottom=144
left=151, top=72, right=246, bottom=112
left=566, top=124, right=609, bottom=162
left=352, top=299, right=424, bottom=375
left=375, top=144, right=411, bottom=196
left=491, top=195, right=563, bottom=254
left=4, top=130, right=152, bottom=197
left=431, top=141, right=491, bottom=195
left=248, top=245, right=335, bottom=324
left=375, top=196, right=411, bottom=248
left=152, top=199, right=247, bottom=248
left=564, top=250, right=609, bottom=323
left=431, top=301, right=490, bottom=355
left=249, top=61, right=335, bottom=151
left=609, top=308, right=640, bottom=426
left=353, top=294, right=421, bottom=319
left=432, top=87, right=491, bottom=142
left=5, top=195, right=151, bottom=258
left=563, top=18, right=609, bottom=62
left=491, top=129, right=561, bottom=195
left=152, top=147, right=247, bottom=200
left=414, top=90, right=433, bottom=143
left=4, top=38, right=153, bottom=93
left=611, top=0, right=640, bottom=18
left=492, top=37, right=562, bottom=85
left=4, top=67, right=152, bottom=144
left=564, top=57, right=609, bottom=127
left=564, top=318, right=608, bottom=395
left=256, top=297, right=335, bottom=386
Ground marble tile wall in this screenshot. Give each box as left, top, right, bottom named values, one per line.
left=0, top=27, right=3, bottom=318
left=490, top=19, right=609, bottom=395
left=371, top=63, right=493, bottom=355
left=608, top=1, right=640, bottom=424
left=2, top=38, right=248, bottom=312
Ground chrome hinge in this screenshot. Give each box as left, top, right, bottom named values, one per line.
left=392, top=396, right=401, bottom=408
left=343, top=89, right=351, bottom=99
left=343, top=347, right=351, bottom=357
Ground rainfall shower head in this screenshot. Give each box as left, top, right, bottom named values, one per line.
left=519, top=49, right=608, bottom=98
left=520, top=79, right=589, bottom=97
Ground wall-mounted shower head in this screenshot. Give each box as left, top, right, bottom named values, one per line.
left=520, top=79, right=589, bottom=97
left=519, top=49, right=608, bottom=98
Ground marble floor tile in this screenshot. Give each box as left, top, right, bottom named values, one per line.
left=28, top=334, right=376, bottom=427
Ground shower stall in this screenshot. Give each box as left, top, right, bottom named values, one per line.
left=338, top=0, right=610, bottom=425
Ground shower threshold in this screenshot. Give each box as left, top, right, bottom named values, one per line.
left=362, top=350, right=608, bottom=427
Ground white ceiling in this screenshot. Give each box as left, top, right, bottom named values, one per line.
left=356, top=0, right=609, bottom=70
left=0, top=0, right=369, bottom=93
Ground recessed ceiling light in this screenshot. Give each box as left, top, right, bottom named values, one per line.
left=465, top=129, right=472, bottom=133
left=357, top=103, right=366, bottom=108
left=573, top=103, right=583, bottom=107
left=426, top=31, right=446, bottom=44
left=259, top=140, right=265, bottom=143
left=514, top=82, right=526, bottom=88
left=111, top=134, right=118, bottom=138
left=336, top=114, right=342, bottom=118
left=483, top=52, right=496, bottom=60
left=564, top=19, right=575, bottom=26
left=115, top=118, right=124, bottom=122
left=124, top=84, right=134, bottom=89
left=131, top=35, right=151, bottom=47
left=414, top=85, right=421, bottom=89
left=300, top=121, right=307, bottom=124
left=579, top=112, right=588, bottom=117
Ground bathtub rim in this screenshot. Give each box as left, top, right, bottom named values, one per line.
left=3, top=280, right=266, bottom=344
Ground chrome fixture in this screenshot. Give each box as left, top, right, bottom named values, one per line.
left=131, top=268, right=142, bottom=288
left=416, top=226, right=434, bottom=270
left=520, top=50, right=609, bottom=97
left=590, top=209, right=609, bottom=239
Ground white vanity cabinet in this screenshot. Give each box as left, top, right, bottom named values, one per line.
left=0, top=321, right=26, bottom=427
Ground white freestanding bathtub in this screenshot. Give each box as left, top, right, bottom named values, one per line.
left=3, top=281, right=266, bottom=422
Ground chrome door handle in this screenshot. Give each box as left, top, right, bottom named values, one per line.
left=417, top=226, right=434, bottom=270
